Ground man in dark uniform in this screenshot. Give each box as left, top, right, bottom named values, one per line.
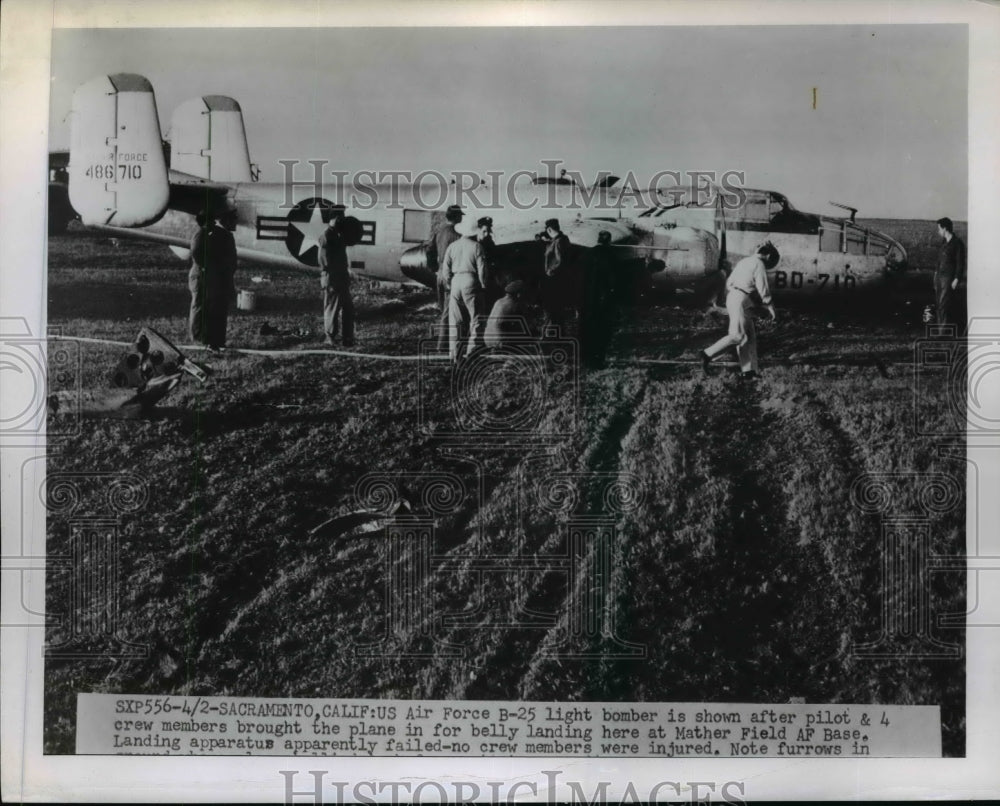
left=540, top=217, right=572, bottom=337
left=188, top=211, right=237, bottom=350
left=319, top=216, right=355, bottom=346
left=934, top=217, right=965, bottom=326
left=579, top=230, right=617, bottom=369
left=425, top=205, right=464, bottom=351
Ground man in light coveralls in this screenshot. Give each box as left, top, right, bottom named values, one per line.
left=425, top=205, right=465, bottom=351
left=443, top=216, right=493, bottom=361
left=701, top=241, right=779, bottom=378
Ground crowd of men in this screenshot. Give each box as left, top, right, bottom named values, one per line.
left=186, top=208, right=966, bottom=377
left=421, top=209, right=620, bottom=369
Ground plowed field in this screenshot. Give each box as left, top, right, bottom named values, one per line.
left=43, top=226, right=966, bottom=755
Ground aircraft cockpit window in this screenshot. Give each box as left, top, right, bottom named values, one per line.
left=820, top=221, right=874, bottom=255
left=743, top=194, right=770, bottom=224
left=769, top=192, right=794, bottom=212
left=819, top=224, right=842, bottom=252
left=846, top=231, right=867, bottom=255
left=868, top=237, right=890, bottom=257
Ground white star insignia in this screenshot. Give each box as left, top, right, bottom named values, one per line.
left=290, top=203, right=329, bottom=257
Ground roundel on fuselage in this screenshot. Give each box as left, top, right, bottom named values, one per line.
left=339, top=216, right=363, bottom=247
left=284, top=197, right=344, bottom=266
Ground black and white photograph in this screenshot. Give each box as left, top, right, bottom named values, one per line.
left=3, top=0, right=1000, bottom=801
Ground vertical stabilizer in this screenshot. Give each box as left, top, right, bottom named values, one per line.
left=170, top=96, right=253, bottom=183
left=69, top=74, right=170, bottom=227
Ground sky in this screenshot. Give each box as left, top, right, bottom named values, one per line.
left=49, top=24, right=968, bottom=219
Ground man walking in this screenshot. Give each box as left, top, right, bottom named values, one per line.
left=319, top=216, right=355, bottom=347
left=188, top=211, right=237, bottom=351
left=443, top=216, right=492, bottom=361
left=701, top=242, right=779, bottom=378
left=934, top=217, right=965, bottom=326
left=425, top=205, right=465, bottom=351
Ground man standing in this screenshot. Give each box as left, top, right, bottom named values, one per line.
left=701, top=242, right=779, bottom=378
left=426, top=205, right=465, bottom=351
left=188, top=211, right=237, bottom=351
left=934, top=217, right=965, bottom=327
left=579, top=230, right=617, bottom=369
left=319, top=216, right=355, bottom=347
left=540, top=218, right=573, bottom=336
left=443, top=216, right=492, bottom=361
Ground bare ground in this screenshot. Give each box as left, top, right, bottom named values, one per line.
left=42, top=226, right=966, bottom=755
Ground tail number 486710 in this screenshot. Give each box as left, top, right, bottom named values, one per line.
left=84, top=164, right=143, bottom=180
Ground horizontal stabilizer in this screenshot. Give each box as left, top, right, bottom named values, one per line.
left=166, top=171, right=232, bottom=219
left=69, top=74, right=170, bottom=227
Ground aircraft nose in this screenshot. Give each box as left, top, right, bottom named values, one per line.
left=886, top=241, right=907, bottom=272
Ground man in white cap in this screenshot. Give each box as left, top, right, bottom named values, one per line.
left=701, top=241, right=779, bottom=378
left=425, top=205, right=465, bottom=350
left=443, top=216, right=493, bottom=361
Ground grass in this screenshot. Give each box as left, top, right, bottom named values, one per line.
left=44, top=223, right=965, bottom=755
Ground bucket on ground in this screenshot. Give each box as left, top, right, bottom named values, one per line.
left=237, top=289, right=256, bottom=311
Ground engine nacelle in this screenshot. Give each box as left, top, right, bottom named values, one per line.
left=648, top=226, right=720, bottom=279
left=399, top=244, right=436, bottom=288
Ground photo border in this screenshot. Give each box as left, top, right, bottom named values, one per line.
left=3, top=0, right=999, bottom=801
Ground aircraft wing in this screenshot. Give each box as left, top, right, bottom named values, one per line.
left=165, top=170, right=234, bottom=219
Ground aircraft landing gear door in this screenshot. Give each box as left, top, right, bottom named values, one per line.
left=69, top=73, right=169, bottom=227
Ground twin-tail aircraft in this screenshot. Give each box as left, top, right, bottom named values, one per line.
left=55, top=73, right=906, bottom=304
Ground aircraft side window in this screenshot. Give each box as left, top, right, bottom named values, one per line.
left=846, top=233, right=867, bottom=255
left=819, top=224, right=842, bottom=252
left=868, top=236, right=889, bottom=257
left=845, top=223, right=867, bottom=255
left=402, top=208, right=432, bottom=243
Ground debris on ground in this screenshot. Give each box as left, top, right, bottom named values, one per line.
left=48, top=326, right=208, bottom=418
